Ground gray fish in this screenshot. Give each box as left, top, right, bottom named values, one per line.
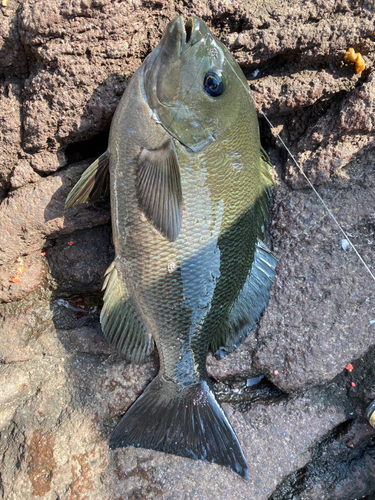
left=65, top=15, right=277, bottom=479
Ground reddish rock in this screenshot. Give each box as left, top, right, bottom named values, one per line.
left=0, top=160, right=110, bottom=266
left=0, top=0, right=375, bottom=498
left=254, top=150, right=375, bottom=392
left=0, top=80, right=23, bottom=197
left=9, top=160, right=42, bottom=190
left=27, top=430, right=56, bottom=497
left=0, top=251, right=45, bottom=303
left=284, top=74, right=375, bottom=188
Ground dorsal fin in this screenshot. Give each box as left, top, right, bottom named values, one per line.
left=136, top=139, right=182, bottom=242
left=65, top=151, right=110, bottom=209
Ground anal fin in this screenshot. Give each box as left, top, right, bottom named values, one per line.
left=212, top=240, right=278, bottom=359
left=65, top=151, right=110, bottom=209
left=100, top=261, right=154, bottom=364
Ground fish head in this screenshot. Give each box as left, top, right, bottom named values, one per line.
left=143, top=16, right=255, bottom=153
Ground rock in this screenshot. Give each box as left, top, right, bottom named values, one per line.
left=0, top=160, right=110, bottom=266
left=9, top=160, right=42, bottom=190
left=270, top=419, right=375, bottom=500
left=0, top=251, right=45, bottom=303
left=253, top=149, right=375, bottom=392
left=0, top=288, right=54, bottom=363
left=0, top=0, right=27, bottom=78
left=0, top=306, right=351, bottom=499
left=0, top=80, right=23, bottom=197
left=224, top=0, right=373, bottom=66
left=0, top=364, right=29, bottom=430
left=1, top=0, right=375, bottom=497
left=283, top=73, right=375, bottom=188
left=46, top=224, right=114, bottom=296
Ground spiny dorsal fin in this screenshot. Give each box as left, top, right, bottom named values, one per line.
left=100, top=261, right=154, bottom=364
left=136, top=139, right=182, bottom=242
left=65, top=151, right=110, bottom=209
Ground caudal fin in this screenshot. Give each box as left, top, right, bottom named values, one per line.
left=109, top=376, right=248, bottom=479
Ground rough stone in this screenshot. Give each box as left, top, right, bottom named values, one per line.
left=9, top=160, right=42, bottom=190
left=46, top=224, right=114, bottom=296
left=270, top=418, right=375, bottom=500
left=253, top=149, right=375, bottom=392
left=0, top=308, right=351, bottom=500
left=0, top=160, right=110, bottom=266
left=1, top=0, right=375, bottom=498
left=283, top=73, right=375, bottom=188
left=0, top=251, right=45, bottom=303
left=0, top=80, right=23, bottom=197
left=0, top=0, right=27, bottom=78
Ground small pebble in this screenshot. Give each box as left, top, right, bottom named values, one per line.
left=341, top=239, right=349, bottom=251
left=246, top=375, right=264, bottom=387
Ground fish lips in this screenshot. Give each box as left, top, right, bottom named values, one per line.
left=143, top=16, right=221, bottom=151
left=161, top=16, right=187, bottom=62
left=143, top=16, right=209, bottom=99
left=144, top=17, right=186, bottom=81
left=158, top=16, right=203, bottom=61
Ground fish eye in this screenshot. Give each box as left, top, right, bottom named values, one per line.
left=203, top=72, right=223, bottom=97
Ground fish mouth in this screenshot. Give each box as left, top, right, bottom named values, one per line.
left=162, top=16, right=185, bottom=59
left=171, top=16, right=191, bottom=57
left=184, top=17, right=194, bottom=45
left=173, top=16, right=200, bottom=57
left=159, top=16, right=205, bottom=61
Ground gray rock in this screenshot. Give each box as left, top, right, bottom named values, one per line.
left=254, top=149, right=375, bottom=392
left=46, top=224, right=114, bottom=296
left=0, top=311, right=351, bottom=500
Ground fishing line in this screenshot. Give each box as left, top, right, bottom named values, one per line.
left=163, top=26, right=375, bottom=283
left=255, top=102, right=375, bottom=283
left=228, top=61, right=375, bottom=283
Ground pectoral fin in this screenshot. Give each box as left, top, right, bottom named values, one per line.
left=136, top=140, right=182, bottom=242
left=65, top=151, right=110, bottom=209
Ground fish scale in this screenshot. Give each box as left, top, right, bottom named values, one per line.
left=65, top=15, right=278, bottom=479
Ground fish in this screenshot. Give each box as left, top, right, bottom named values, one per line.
left=65, top=15, right=278, bottom=479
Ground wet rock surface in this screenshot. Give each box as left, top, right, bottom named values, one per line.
left=1, top=0, right=375, bottom=498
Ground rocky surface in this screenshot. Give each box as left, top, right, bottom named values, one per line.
left=1, top=0, right=375, bottom=499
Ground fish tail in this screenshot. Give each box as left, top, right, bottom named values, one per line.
left=109, top=375, right=248, bottom=479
